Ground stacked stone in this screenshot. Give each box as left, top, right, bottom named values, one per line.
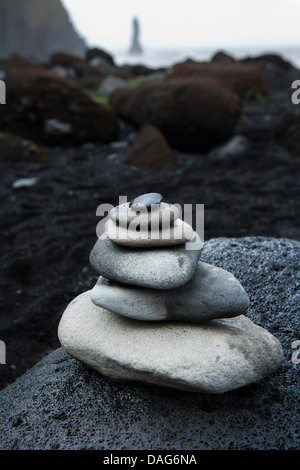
left=58, top=193, right=283, bottom=393
left=90, top=193, right=250, bottom=322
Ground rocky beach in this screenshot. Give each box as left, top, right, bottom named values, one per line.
left=0, top=0, right=299, bottom=452
left=1, top=47, right=299, bottom=392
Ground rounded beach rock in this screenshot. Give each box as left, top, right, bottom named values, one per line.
left=125, top=124, right=179, bottom=172
left=58, top=291, right=283, bottom=394
left=89, top=232, right=203, bottom=289
left=110, top=78, right=242, bottom=152
left=90, top=261, right=250, bottom=321
left=110, top=201, right=180, bottom=228
left=130, top=192, right=163, bottom=208
left=105, top=218, right=194, bottom=247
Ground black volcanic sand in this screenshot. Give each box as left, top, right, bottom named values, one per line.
left=0, top=88, right=300, bottom=390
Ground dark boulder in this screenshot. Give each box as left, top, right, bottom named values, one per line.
left=0, top=131, right=49, bottom=163
left=115, top=65, right=135, bottom=80
left=241, top=53, right=295, bottom=72
left=275, top=110, right=300, bottom=156
left=50, top=52, right=86, bottom=68
left=0, top=54, right=71, bottom=86
left=50, top=51, right=106, bottom=87
left=125, top=124, right=179, bottom=171
left=115, top=64, right=161, bottom=81
left=130, top=64, right=157, bottom=76
left=0, top=67, right=119, bottom=146
left=86, top=48, right=115, bottom=67
left=0, top=53, right=40, bottom=72
left=166, top=62, right=267, bottom=99
left=211, top=50, right=236, bottom=63
left=110, top=78, right=242, bottom=152
left=85, top=49, right=117, bottom=78
left=240, top=53, right=298, bottom=92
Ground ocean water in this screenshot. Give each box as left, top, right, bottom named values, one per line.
left=113, top=45, right=300, bottom=69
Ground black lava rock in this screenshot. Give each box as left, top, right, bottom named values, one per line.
left=0, top=237, right=299, bottom=450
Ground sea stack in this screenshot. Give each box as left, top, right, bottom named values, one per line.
left=58, top=193, right=283, bottom=393
left=129, top=17, right=143, bottom=55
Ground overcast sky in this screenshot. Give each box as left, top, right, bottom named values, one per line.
left=62, top=0, right=299, bottom=51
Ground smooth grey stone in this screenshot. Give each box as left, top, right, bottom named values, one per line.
left=130, top=192, right=163, bottom=209
left=214, top=135, right=249, bottom=159
left=58, top=291, right=283, bottom=394
left=110, top=201, right=180, bottom=228
left=44, top=118, right=72, bottom=136
left=89, top=233, right=202, bottom=289
left=90, top=261, right=250, bottom=321
left=105, top=218, right=194, bottom=247
left=12, top=177, right=39, bottom=189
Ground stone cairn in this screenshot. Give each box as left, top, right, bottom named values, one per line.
left=58, top=193, right=283, bottom=393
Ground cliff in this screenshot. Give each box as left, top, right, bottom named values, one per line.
left=0, top=0, right=86, bottom=61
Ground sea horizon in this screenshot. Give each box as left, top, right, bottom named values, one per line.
left=112, top=44, right=300, bottom=69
